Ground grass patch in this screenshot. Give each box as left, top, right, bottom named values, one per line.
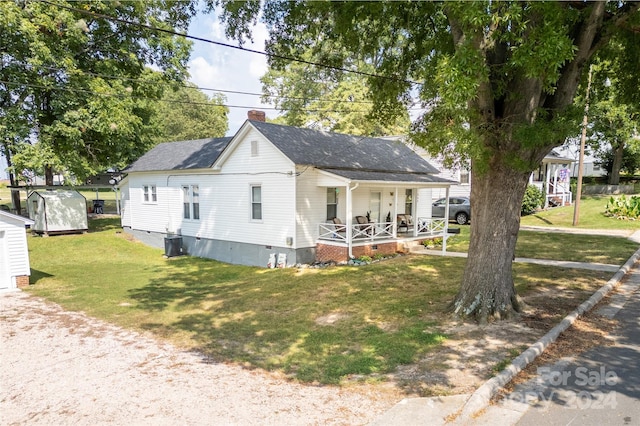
left=25, top=217, right=621, bottom=385
left=446, top=227, right=637, bottom=265
left=520, top=195, right=640, bottom=230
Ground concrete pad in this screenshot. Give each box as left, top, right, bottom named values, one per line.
left=628, top=230, right=640, bottom=244
left=369, top=394, right=470, bottom=426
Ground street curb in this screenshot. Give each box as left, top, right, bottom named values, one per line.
left=454, top=246, right=640, bottom=423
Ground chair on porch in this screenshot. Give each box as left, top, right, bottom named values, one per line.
left=397, top=214, right=413, bottom=232
left=332, top=217, right=347, bottom=234
left=355, top=215, right=374, bottom=236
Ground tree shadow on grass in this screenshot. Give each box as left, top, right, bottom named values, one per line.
left=88, top=217, right=121, bottom=232
left=126, top=256, right=452, bottom=386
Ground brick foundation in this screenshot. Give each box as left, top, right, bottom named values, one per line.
left=316, top=242, right=404, bottom=263
left=16, top=275, right=30, bottom=288
left=316, top=244, right=349, bottom=263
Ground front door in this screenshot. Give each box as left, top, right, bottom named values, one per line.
left=370, top=191, right=381, bottom=222
left=0, top=231, right=10, bottom=289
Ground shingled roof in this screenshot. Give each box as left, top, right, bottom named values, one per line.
left=124, top=121, right=445, bottom=182
left=124, top=137, right=232, bottom=172
left=249, top=120, right=440, bottom=175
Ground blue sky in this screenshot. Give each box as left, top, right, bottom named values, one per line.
left=187, top=11, right=275, bottom=134
left=0, top=11, right=272, bottom=180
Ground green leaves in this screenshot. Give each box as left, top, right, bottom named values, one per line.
left=1, top=0, right=197, bottom=182
left=605, top=195, right=640, bottom=220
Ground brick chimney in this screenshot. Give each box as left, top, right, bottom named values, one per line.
left=247, top=110, right=266, bottom=122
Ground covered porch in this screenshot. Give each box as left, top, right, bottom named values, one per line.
left=313, top=168, right=454, bottom=262
left=530, top=151, right=575, bottom=208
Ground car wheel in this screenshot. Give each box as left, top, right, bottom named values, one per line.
left=455, top=212, right=468, bottom=225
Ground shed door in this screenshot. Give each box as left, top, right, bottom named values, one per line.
left=0, top=231, right=10, bottom=290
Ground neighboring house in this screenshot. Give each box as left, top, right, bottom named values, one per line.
left=552, top=144, right=606, bottom=178
left=405, top=137, right=578, bottom=209
left=381, top=137, right=470, bottom=200
left=119, top=114, right=456, bottom=267
left=530, top=149, right=576, bottom=207
left=0, top=210, right=34, bottom=291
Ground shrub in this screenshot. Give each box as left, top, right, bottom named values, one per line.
left=521, top=185, right=545, bottom=215
left=605, top=195, right=640, bottom=220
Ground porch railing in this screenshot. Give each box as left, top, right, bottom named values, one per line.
left=318, top=219, right=445, bottom=242
left=416, top=218, right=446, bottom=235
left=318, top=222, right=348, bottom=242
left=352, top=221, right=394, bottom=240
left=545, top=192, right=572, bottom=207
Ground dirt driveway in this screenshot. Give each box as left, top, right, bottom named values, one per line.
left=0, top=292, right=397, bottom=425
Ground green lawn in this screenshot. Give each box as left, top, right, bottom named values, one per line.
left=446, top=226, right=638, bottom=265
left=24, top=217, right=625, bottom=385
left=520, top=195, right=640, bottom=230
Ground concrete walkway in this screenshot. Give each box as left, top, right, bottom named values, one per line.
left=374, top=227, right=640, bottom=425
left=414, top=248, right=621, bottom=273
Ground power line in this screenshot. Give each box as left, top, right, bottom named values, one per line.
left=40, top=0, right=423, bottom=87
left=0, top=79, right=399, bottom=114
left=35, top=64, right=380, bottom=105
left=12, top=63, right=426, bottom=111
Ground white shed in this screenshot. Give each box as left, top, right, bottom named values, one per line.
left=27, top=190, right=88, bottom=235
left=0, top=211, right=35, bottom=290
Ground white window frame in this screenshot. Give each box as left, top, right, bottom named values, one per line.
left=459, top=169, right=470, bottom=185
left=251, top=140, right=259, bottom=157
left=326, top=187, right=338, bottom=220
left=250, top=184, right=262, bottom=221
left=182, top=185, right=200, bottom=221
left=143, top=185, right=157, bottom=204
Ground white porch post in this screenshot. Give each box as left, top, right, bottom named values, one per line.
left=393, top=187, right=399, bottom=237
left=412, top=188, right=418, bottom=237
left=544, top=164, right=551, bottom=208
left=346, top=182, right=356, bottom=259
left=442, top=185, right=450, bottom=254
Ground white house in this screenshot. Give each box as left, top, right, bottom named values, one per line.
left=530, top=150, right=576, bottom=207
left=0, top=211, right=34, bottom=291
left=119, top=113, right=455, bottom=267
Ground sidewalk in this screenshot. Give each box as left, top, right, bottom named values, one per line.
left=477, top=262, right=640, bottom=425
left=374, top=235, right=640, bottom=425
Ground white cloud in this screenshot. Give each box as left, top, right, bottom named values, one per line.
left=187, top=13, right=275, bottom=134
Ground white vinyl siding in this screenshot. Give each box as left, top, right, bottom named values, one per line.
left=216, top=129, right=295, bottom=246
left=127, top=173, right=177, bottom=234
left=126, top=128, right=296, bottom=248
left=296, top=168, right=333, bottom=248
left=0, top=213, right=33, bottom=288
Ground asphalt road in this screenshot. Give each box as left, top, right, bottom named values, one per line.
left=515, top=269, right=640, bottom=426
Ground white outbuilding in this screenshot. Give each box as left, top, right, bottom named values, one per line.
left=0, top=211, right=35, bottom=291
left=27, top=190, right=88, bottom=235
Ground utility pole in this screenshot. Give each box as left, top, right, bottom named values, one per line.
left=573, top=65, right=593, bottom=227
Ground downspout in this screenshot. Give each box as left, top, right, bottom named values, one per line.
left=347, top=182, right=358, bottom=259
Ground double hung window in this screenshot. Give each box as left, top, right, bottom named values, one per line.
left=182, top=185, right=200, bottom=220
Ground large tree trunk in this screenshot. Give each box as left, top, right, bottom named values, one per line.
left=45, top=166, right=54, bottom=186
left=608, top=142, right=624, bottom=185
left=3, top=148, right=22, bottom=214
left=451, top=156, right=532, bottom=324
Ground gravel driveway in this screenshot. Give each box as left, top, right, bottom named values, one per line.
left=1, top=292, right=397, bottom=425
